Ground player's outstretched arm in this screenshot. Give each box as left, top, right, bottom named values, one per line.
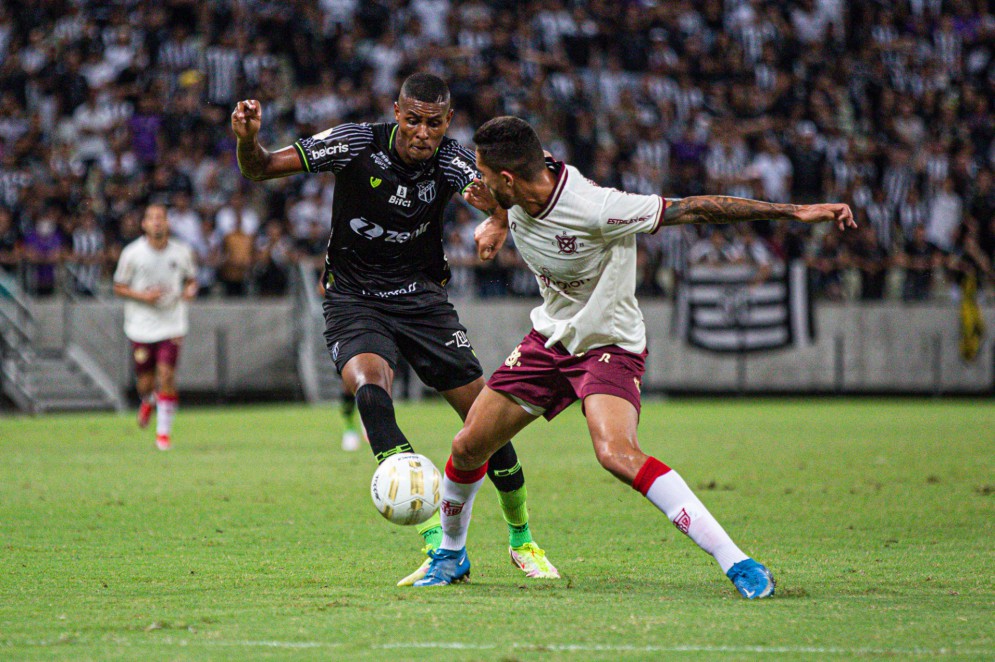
left=664, top=196, right=856, bottom=232
left=231, top=100, right=305, bottom=181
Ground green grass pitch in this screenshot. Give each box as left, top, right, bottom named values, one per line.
left=2, top=399, right=992, bottom=660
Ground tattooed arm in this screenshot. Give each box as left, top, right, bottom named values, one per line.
left=231, top=100, right=305, bottom=181
left=664, top=196, right=856, bottom=232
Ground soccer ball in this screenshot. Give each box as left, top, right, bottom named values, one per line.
left=370, top=453, right=442, bottom=526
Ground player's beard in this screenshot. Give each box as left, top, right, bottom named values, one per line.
left=491, top=187, right=515, bottom=210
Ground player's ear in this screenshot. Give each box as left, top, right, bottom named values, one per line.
left=445, top=107, right=454, bottom=123
left=393, top=101, right=401, bottom=121
left=500, top=170, right=515, bottom=190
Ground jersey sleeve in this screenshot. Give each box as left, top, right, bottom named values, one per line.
left=598, top=188, right=668, bottom=240
left=113, top=246, right=134, bottom=285
left=438, top=140, right=480, bottom=194
left=294, top=123, right=373, bottom=174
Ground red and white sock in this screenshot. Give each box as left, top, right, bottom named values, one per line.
left=439, top=456, right=487, bottom=551
left=156, top=393, right=178, bottom=437
left=633, top=457, right=748, bottom=574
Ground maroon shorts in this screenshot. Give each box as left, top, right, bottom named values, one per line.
left=487, top=329, right=646, bottom=421
left=131, top=339, right=181, bottom=374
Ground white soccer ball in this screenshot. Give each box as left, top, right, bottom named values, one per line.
left=370, top=453, right=442, bottom=526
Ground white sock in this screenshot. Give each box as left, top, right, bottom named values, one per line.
left=439, top=457, right=487, bottom=551
left=635, top=457, right=748, bottom=574
left=156, top=393, right=178, bottom=437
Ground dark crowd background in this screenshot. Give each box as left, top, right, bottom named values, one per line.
left=0, top=0, right=993, bottom=302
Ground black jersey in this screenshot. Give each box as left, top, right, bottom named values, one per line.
left=294, top=122, right=478, bottom=306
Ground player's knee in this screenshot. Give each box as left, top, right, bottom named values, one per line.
left=592, top=435, right=636, bottom=480
left=452, top=426, right=488, bottom=470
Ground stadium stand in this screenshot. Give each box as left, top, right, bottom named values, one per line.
left=0, top=0, right=991, bottom=302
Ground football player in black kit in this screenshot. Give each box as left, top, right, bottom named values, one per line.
left=231, top=73, right=559, bottom=585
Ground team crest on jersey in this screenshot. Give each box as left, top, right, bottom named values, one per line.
left=416, top=180, right=436, bottom=203
left=370, top=177, right=382, bottom=188
left=555, top=233, right=578, bottom=254
left=371, top=151, right=391, bottom=170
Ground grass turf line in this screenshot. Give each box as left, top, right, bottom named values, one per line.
left=1, top=399, right=992, bottom=660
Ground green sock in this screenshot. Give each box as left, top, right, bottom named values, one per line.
left=417, top=510, right=442, bottom=550
left=497, top=485, right=533, bottom=547
left=508, top=522, right=533, bottom=548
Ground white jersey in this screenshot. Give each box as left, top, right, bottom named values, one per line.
left=507, top=161, right=666, bottom=354
left=113, top=237, right=196, bottom=343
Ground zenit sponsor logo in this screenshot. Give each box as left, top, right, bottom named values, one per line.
left=349, top=218, right=430, bottom=243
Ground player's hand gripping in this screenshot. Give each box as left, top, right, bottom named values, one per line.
left=463, top=179, right=497, bottom=214
left=795, top=203, right=857, bottom=232
left=231, top=100, right=262, bottom=141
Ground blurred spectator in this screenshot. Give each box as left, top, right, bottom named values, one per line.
left=739, top=225, right=774, bottom=284
left=897, top=224, right=938, bottom=302
left=851, top=225, right=890, bottom=300
left=253, top=219, right=293, bottom=296
left=969, top=169, right=995, bottom=260
left=747, top=135, right=792, bottom=203
left=166, top=191, right=202, bottom=249
left=23, top=207, right=63, bottom=297
left=215, top=190, right=260, bottom=241
left=67, top=208, right=106, bottom=297
left=192, top=216, right=221, bottom=297
left=688, top=228, right=744, bottom=265
left=786, top=122, right=827, bottom=204
left=218, top=215, right=254, bottom=297
left=926, top=177, right=963, bottom=254
left=808, top=231, right=846, bottom=302
left=295, top=220, right=330, bottom=273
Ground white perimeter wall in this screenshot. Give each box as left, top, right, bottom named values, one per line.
left=30, top=299, right=995, bottom=395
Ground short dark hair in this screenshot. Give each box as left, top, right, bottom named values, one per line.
left=473, top=116, right=545, bottom=180
left=399, top=73, right=450, bottom=105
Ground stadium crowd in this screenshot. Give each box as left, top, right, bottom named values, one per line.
left=0, top=0, right=993, bottom=301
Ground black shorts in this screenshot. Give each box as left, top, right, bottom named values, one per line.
left=322, top=293, right=483, bottom=392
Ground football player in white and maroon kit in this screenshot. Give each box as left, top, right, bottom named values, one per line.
left=113, top=204, right=197, bottom=451
left=416, top=116, right=855, bottom=596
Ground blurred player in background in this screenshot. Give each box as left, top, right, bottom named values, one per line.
left=339, top=387, right=363, bottom=451
left=231, top=73, right=558, bottom=585
left=113, top=204, right=197, bottom=451
left=417, top=117, right=856, bottom=596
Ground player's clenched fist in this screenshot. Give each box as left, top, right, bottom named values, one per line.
left=231, top=99, right=262, bottom=140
